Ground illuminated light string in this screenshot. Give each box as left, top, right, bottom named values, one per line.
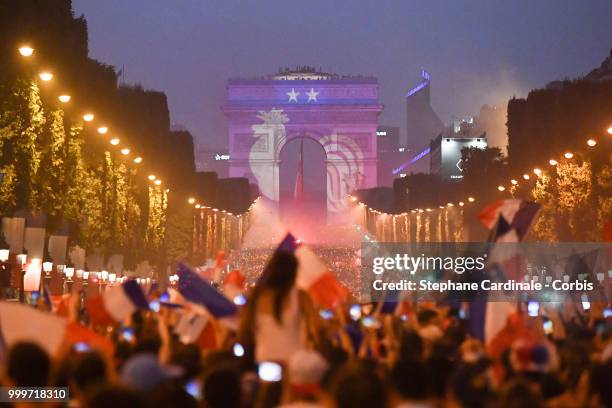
left=16, top=45, right=199, bottom=208
left=351, top=130, right=607, bottom=217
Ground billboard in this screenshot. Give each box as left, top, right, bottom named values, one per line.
left=433, top=137, right=487, bottom=181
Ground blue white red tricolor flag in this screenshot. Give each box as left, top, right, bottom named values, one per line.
left=470, top=199, right=540, bottom=345
left=87, top=280, right=150, bottom=326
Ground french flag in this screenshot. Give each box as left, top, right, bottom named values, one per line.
left=173, top=310, right=218, bottom=350
left=0, top=302, right=114, bottom=357
left=273, top=234, right=348, bottom=308
left=176, top=263, right=237, bottom=318
left=470, top=199, right=540, bottom=345
left=87, top=280, right=150, bottom=326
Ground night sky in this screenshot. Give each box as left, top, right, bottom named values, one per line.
left=73, top=0, right=612, bottom=157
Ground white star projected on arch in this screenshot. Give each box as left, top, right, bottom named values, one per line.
left=306, top=88, right=319, bottom=102
left=287, top=88, right=299, bottom=102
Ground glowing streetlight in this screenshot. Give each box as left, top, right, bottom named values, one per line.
left=549, top=159, right=558, bottom=166
left=195, top=204, right=201, bottom=209
left=39, top=72, right=53, bottom=81
left=587, top=139, right=596, bottom=147
left=511, top=179, right=518, bottom=185
left=18, top=46, right=34, bottom=57
left=533, top=168, right=542, bottom=176
left=120, top=148, right=130, bottom=155
left=564, top=152, right=573, bottom=159
left=188, top=197, right=196, bottom=204
left=154, top=179, right=162, bottom=186
left=607, top=126, right=612, bottom=135
left=133, top=156, right=142, bottom=164
left=523, top=174, right=530, bottom=180
left=458, top=202, right=465, bottom=207
left=97, top=126, right=108, bottom=134
left=497, top=185, right=505, bottom=192
left=58, top=95, right=71, bottom=103
left=110, top=138, right=120, bottom=145
left=447, top=203, right=454, bottom=207
left=82, top=113, right=94, bottom=122
left=148, top=174, right=156, bottom=181
left=468, top=197, right=475, bottom=202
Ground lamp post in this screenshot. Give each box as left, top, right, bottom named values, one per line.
left=16, top=251, right=27, bottom=302
left=100, top=270, right=108, bottom=291
left=0, top=233, right=10, bottom=300
left=42, top=249, right=53, bottom=295
left=64, top=266, right=74, bottom=293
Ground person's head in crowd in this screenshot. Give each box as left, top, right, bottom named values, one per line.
left=121, top=353, right=182, bottom=391
left=498, top=379, right=543, bottom=408
left=417, top=309, right=443, bottom=344
left=589, top=361, right=611, bottom=407
left=398, top=330, right=424, bottom=361
left=204, top=369, right=241, bottom=408
left=326, top=361, right=386, bottom=408
left=84, top=384, right=147, bottom=408
left=6, top=342, right=50, bottom=387
left=148, top=382, right=198, bottom=408
left=171, top=343, right=203, bottom=381
left=390, top=359, right=431, bottom=406
left=447, top=359, right=493, bottom=408
left=460, top=338, right=486, bottom=364
left=71, top=350, right=109, bottom=395
left=284, top=349, right=329, bottom=403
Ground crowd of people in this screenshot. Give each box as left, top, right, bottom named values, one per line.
left=0, top=249, right=610, bottom=408
left=235, top=246, right=361, bottom=294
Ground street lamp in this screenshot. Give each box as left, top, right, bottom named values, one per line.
left=18, top=46, right=34, bottom=57
left=587, top=139, right=597, bottom=147
left=110, top=138, right=120, bottom=145
left=58, top=95, right=71, bottom=103
left=64, top=267, right=74, bottom=280
left=75, top=269, right=84, bottom=279
left=120, top=148, right=130, bottom=155
left=511, top=179, right=518, bottom=185
left=188, top=197, right=196, bottom=204
left=154, top=179, right=162, bottom=186
left=42, top=260, right=53, bottom=275
left=523, top=174, right=530, bottom=180
left=564, top=152, right=573, bottom=159
left=100, top=270, right=108, bottom=282
left=607, top=126, right=612, bottom=135
left=39, top=72, right=53, bottom=81
left=133, top=156, right=142, bottom=164
left=16, top=253, right=27, bottom=266
left=148, top=174, right=156, bottom=181
left=97, top=126, right=108, bottom=134
left=533, top=168, right=542, bottom=176
left=549, top=159, right=558, bottom=166
left=497, top=185, right=505, bottom=192
left=109, top=273, right=116, bottom=285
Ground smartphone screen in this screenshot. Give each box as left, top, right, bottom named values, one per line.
left=120, top=327, right=135, bottom=342
left=319, top=309, right=333, bottom=320
left=527, top=301, right=539, bottom=317
left=258, top=362, right=282, bottom=382
left=184, top=380, right=202, bottom=400
left=73, top=342, right=90, bottom=352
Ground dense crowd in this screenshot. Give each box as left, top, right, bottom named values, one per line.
left=235, top=246, right=361, bottom=294
left=0, top=250, right=610, bottom=408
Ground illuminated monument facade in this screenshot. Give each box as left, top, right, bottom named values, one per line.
left=224, top=68, right=383, bottom=214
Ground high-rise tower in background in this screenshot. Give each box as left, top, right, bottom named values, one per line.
left=405, top=70, right=444, bottom=173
